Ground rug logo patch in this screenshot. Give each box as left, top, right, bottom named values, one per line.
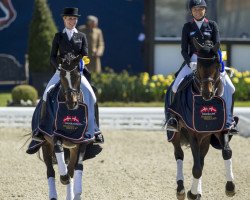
left=200, top=106, right=217, bottom=120
left=63, top=115, right=82, bottom=130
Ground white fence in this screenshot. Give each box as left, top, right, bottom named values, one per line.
left=0, top=107, right=165, bottom=130
left=0, top=107, right=249, bottom=136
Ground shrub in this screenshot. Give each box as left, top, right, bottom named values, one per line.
left=231, top=68, right=250, bottom=101
left=92, top=68, right=250, bottom=102
left=92, top=70, right=174, bottom=102
left=12, top=85, right=38, bottom=105
left=28, top=0, right=57, bottom=73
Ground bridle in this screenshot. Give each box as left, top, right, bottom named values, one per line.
left=193, top=55, right=221, bottom=96
left=60, top=65, right=81, bottom=101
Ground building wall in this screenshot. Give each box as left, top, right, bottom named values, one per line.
left=151, top=0, right=250, bottom=75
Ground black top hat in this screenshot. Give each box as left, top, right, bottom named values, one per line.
left=61, top=7, right=81, bottom=17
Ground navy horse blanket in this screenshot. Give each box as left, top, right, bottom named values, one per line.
left=165, top=75, right=229, bottom=149
left=27, top=84, right=92, bottom=153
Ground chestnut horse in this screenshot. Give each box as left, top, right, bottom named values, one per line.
left=165, top=39, right=235, bottom=200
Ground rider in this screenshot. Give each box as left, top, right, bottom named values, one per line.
left=166, top=0, right=238, bottom=134
left=33, top=7, right=103, bottom=143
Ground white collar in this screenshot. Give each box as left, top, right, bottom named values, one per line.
left=63, top=28, right=78, bottom=34
left=194, top=18, right=205, bottom=29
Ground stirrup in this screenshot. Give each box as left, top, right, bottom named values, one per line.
left=166, top=117, right=178, bottom=132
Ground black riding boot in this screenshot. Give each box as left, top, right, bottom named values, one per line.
left=94, top=102, right=104, bottom=143
left=166, top=92, right=178, bottom=132
left=32, top=100, right=46, bottom=142
left=228, top=94, right=239, bottom=135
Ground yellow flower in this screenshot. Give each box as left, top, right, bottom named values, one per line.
left=232, top=77, right=239, bottom=84
left=166, top=74, right=174, bottom=82
left=83, top=56, right=90, bottom=64
left=156, top=82, right=161, bottom=86
left=140, top=72, right=150, bottom=86
left=234, top=71, right=242, bottom=78
left=149, top=82, right=156, bottom=88
left=222, top=51, right=227, bottom=61
left=242, top=71, right=250, bottom=77
left=244, top=77, right=250, bottom=84
left=157, top=74, right=165, bottom=82
left=152, top=75, right=158, bottom=81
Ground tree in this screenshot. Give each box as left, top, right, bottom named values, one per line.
left=28, top=0, right=57, bottom=73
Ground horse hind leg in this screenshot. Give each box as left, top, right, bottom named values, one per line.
left=42, top=143, right=58, bottom=200
left=172, top=133, right=185, bottom=200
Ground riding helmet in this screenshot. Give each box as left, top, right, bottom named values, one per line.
left=189, top=0, right=207, bottom=11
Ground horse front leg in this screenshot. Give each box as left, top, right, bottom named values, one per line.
left=73, top=143, right=87, bottom=200
left=54, top=138, right=70, bottom=185
left=172, top=132, right=185, bottom=200
left=65, top=146, right=80, bottom=200
left=42, top=143, right=57, bottom=200
left=188, top=135, right=210, bottom=200
left=221, top=133, right=235, bottom=197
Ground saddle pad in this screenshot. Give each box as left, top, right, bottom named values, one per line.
left=54, top=102, right=88, bottom=142
left=193, top=95, right=226, bottom=132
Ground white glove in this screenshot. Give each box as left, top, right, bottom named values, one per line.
left=189, top=62, right=197, bottom=71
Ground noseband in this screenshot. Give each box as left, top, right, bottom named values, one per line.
left=194, top=55, right=221, bottom=95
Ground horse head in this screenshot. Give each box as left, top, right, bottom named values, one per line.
left=193, top=38, right=223, bottom=101
left=58, top=53, right=82, bottom=110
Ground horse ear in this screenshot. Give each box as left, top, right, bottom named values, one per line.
left=212, top=43, right=220, bottom=54
left=193, top=38, right=203, bottom=51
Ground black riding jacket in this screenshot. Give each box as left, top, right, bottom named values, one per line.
left=50, top=31, right=88, bottom=70
left=181, top=18, right=220, bottom=66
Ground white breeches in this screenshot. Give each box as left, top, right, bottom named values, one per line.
left=172, top=54, right=197, bottom=93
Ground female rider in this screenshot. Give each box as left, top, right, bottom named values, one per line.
left=166, top=0, right=237, bottom=134
left=33, top=7, right=103, bottom=143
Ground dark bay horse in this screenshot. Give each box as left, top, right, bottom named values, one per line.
left=165, top=39, right=235, bottom=200
left=38, top=54, right=99, bottom=200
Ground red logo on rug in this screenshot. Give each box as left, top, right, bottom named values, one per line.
left=63, top=116, right=80, bottom=123
left=200, top=106, right=217, bottom=114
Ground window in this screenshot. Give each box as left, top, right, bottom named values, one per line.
left=217, top=0, right=250, bottom=38
left=155, top=0, right=187, bottom=38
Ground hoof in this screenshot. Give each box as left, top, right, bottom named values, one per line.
left=176, top=180, right=185, bottom=200
left=225, top=181, right=236, bottom=197
left=187, top=190, right=201, bottom=200
left=177, top=189, right=185, bottom=200
left=50, top=199, right=57, bottom=200
left=60, top=174, right=70, bottom=185
left=73, top=194, right=81, bottom=200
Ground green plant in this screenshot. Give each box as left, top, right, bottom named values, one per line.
left=92, top=70, right=174, bottom=102
left=28, top=0, right=57, bottom=73
left=12, top=85, right=38, bottom=105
